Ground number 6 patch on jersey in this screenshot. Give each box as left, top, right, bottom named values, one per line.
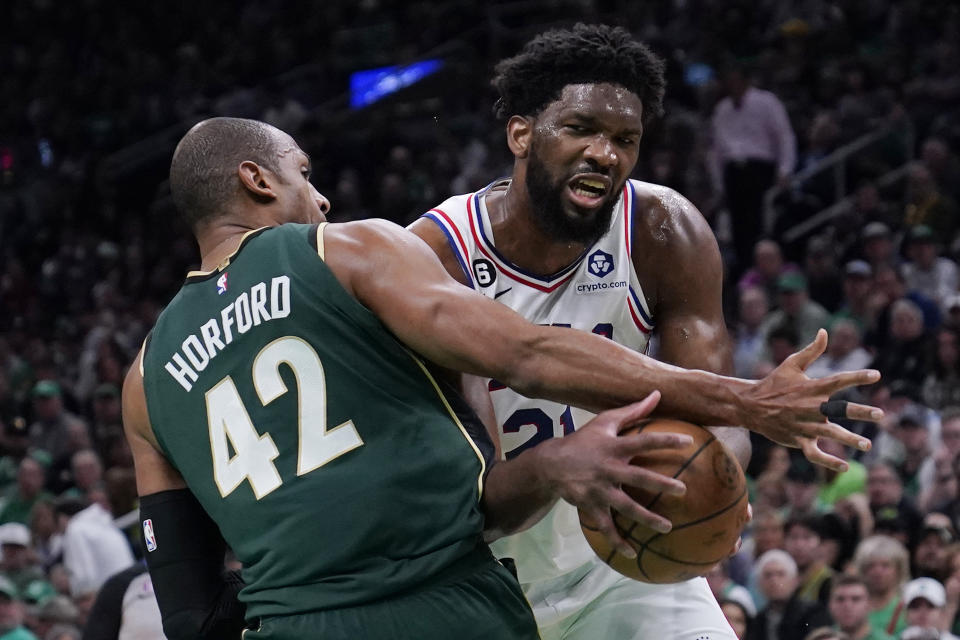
left=472, top=259, right=497, bottom=287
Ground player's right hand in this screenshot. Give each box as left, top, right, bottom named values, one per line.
left=538, top=391, right=690, bottom=558
left=742, top=329, right=879, bottom=472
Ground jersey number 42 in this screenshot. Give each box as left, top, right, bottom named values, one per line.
left=204, top=336, right=363, bottom=500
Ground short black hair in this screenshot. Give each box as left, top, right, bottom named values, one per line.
left=169, top=117, right=287, bottom=230
left=491, top=23, right=666, bottom=124
left=785, top=513, right=824, bottom=538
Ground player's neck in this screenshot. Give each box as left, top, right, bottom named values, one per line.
left=197, top=220, right=271, bottom=271
left=486, top=183, right=589, bottom=276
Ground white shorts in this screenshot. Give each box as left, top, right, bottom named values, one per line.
left=525, top=558, right=737, bottom=640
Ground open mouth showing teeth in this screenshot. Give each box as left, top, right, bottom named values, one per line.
left=571, top=179, right=607, bottom=198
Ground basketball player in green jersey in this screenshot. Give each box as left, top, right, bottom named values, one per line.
left=123, top=118, right=880, bottom=640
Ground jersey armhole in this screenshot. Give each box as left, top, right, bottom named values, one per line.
left=308, top=222, right=329, bottom=260
left=138, top=331, right=153, bottom=377
left=421, top=212, right=475, bottom=288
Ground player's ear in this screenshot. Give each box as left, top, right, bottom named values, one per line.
left=238, top=161, right=278, bottom=200
left=506, top=116, right=532, bottom=159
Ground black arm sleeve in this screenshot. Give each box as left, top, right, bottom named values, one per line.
left=82, top=564, right=146, bottom=640
left=139, top=489, right=247, bottom=640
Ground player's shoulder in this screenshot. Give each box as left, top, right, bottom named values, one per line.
left=627, top=180, right=714, bottom=250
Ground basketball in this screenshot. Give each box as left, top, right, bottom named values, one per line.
left=579, top=418, right=749, bottom=584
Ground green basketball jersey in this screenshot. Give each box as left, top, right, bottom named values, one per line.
left=142, top=223, right=494, bottom=619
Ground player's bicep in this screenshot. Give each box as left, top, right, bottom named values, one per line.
left=324, top=220, right=533, bottom=379
left=122, top=361, right=187, bottom=496
left=651, top=205, right=732, bottom=374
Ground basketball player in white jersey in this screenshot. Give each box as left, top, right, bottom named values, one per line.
left=409, top=24, right=874, bottom=640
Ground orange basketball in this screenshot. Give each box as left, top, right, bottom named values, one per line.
left=579, top=418, right=749, bottom=584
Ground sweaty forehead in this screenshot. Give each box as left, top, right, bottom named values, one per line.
left=546, top=83, right=643, bottom=123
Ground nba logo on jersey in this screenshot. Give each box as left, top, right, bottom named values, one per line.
left=216, top=273, right=228, bottom=295
left=588, top=249, right=614, bottom=278
left=143, top=518, right=157, bottom=552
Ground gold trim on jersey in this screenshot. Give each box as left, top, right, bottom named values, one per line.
left=316, top=222, right=329, bottom=260
left=186, top=226, right=270, bottom=277
left=404, top=350, right=486, bottom=499
left=137, top=337, right=147, bottom=377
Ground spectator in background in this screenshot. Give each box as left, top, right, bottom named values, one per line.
left=806, top=318, right=872, bottom=379
left=0, top=524, right=43, bottom=594
left=25, top=383, right=89, bottom=469
left=871, top=266, right=942, bottom=349
left=836, top=260, right=878, bottom=334
left=739, top=239, right=800, bottom=302
left=721, top=596, right=755, bottom=640
left=0, top=458, right=52, bottom=526
left=835, top=186, right=897, bottom=255
left=902, top=225, right=959, bottom=311
left=853, top=535, right=911, bottom=637
left=871, top=299, right=933, bottom=394
left=54, top=499, right=132, bottom=617
left=923, top=330, right=960, bottom=410
left=932, top=452, right=960, bottom=546
left=763, top=323, right=802, bottom=374
left=904, top=163, right=958, bottom=244
left=920, top=137, right=960, bottom=206
left=867, top=462, right=924, bottom=545
left=709, top=560, right=759, bottom=619
left=86, top=385, right=121, bottom=466
left=828, top=574, right=893, bottom=640
left=29, top=596, right=79, bottom=640
left=28, top=500, right=61, bottom=572
left=817, top=438, right=868, bottom=508
left=944, top=296, right=960, bottom=332
left=862, top=223, right=899, bottom=273
left=785, top=514, right=835, bottom=605
left=893, top=408, right=935, bottom=498
left=901, top=577, right=960, bottom=640
left=748, top=549, right=831, bottom=640
left=804, top=236, right=844, bottom=313
left=761, top=273, right=831, bottom=347
left=919, top=452, right=959, bottom=516
left=44, top=625, right=80, bottom=640
left=710, top=65, right=797, bottom=277
left=912, top=515, right=956, bottom=583
left=783, top=459, right=824, bottom=519
left=818, top=511, right=859, bottom=573
left=0, top=576, right=37, bottom=640
left=735, top=286, right=771, bottom=378
left=59, top=451, right=101, bottom=502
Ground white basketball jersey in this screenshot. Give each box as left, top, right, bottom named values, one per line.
left=423, top=178, right=655, bottom=584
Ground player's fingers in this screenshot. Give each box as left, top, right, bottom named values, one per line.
left=809, top=420, right=872, bottom=452
left=581, top=508, right=638, bottom=559
left=800, top=438, right=849, bottom=473
left=785, top=328, right=828, bottom=371
left=819, top=369, right=882, bottom=395
left=618, top=431, right=693, bottom=454
left=607, top=391, right=661, bottom=434
left=612, top=463, right=686, bottom=497
left=820, top=400, right=883, bottom=422
left=608, top=490, right=673, bottom=535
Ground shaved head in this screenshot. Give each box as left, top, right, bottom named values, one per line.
left=169, top=117, right=290, bottom=229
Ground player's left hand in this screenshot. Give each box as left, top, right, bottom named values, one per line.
left=741, top=329, right=880, bottom=472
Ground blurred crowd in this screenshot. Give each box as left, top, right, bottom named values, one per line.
left=2, top=0, right=960, bottom=638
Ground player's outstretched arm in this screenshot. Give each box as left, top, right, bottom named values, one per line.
left=326, top=219, right=878, bottom=470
